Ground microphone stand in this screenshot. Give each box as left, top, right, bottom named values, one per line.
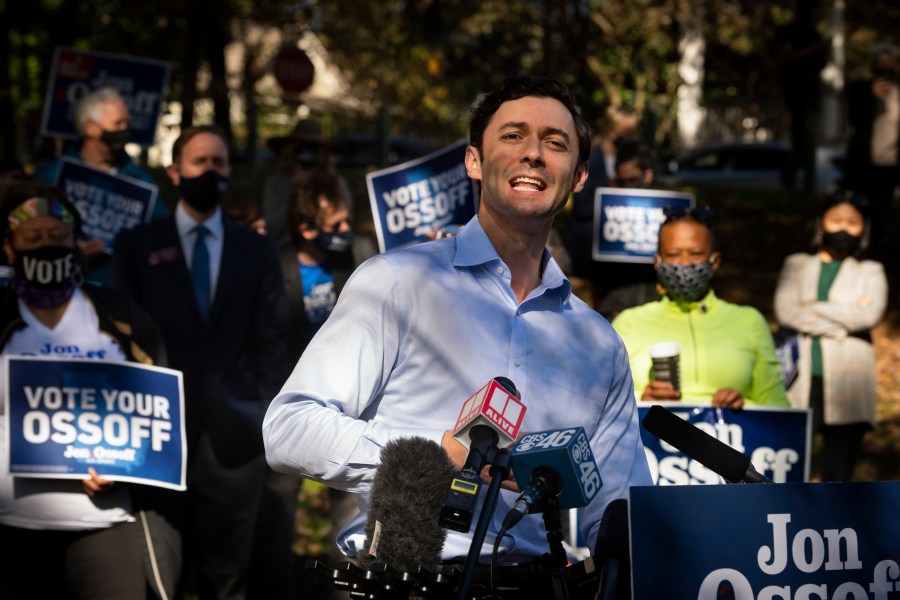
left=455, top=448, right=511, bottom=600
left=541, top=496, right=570, bottom=600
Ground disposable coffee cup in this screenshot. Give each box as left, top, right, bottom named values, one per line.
left=649, top=342, right=681, bottom=392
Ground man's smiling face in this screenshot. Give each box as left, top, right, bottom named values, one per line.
left=465, top=96, right=587, bottom=226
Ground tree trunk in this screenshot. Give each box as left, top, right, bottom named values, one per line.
left=676, top=0, right=706, bottom=149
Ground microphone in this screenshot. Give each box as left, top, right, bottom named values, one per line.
left=359, top=437, right=455, bottom=572
left=641, top=404, right=772, bottom=484
left=451, top=376, right=526, bottom=451
left=440, top=377, right=526, bottom=533
left=501, top=427, right=602, bottom=533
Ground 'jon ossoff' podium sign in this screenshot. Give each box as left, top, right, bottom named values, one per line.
left=630, top=482, right=900, bottom=599
left=4, top=357, right=186, bottom=490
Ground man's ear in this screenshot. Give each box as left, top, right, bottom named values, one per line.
left=81, top=119, right=101, bottom=140
left=571, top=161, right=589, bottom=193
left=710, top=251, right=722, bottom=272
left=465, top=146, right=482, bottom=180
left=166, top=164, right=180, bottom=187
left=652, top=254, right=661, bottom=271
left=299, top=224, right=318, bottom=241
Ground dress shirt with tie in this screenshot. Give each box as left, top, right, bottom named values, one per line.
left=175, top=203, right=224, bottom=306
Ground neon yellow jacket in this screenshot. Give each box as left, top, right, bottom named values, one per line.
left=612, top=291, right=789, bottom=406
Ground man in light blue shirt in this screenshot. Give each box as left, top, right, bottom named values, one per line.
left=263, top=75, right=651, bottom=568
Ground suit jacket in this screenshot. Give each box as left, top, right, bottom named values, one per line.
left=112, top=215, right=288, bottom=466
left=774, top=252, right=887, bottom=425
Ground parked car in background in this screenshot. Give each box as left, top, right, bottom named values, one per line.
left=658, top=141, right=845, bottom=194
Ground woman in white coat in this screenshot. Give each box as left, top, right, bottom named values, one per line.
left=774, top=192, right=888, bottom=481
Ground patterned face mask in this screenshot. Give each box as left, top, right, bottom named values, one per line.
left=656, top=259, right=715, bottom=303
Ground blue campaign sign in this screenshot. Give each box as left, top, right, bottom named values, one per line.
left=592, top=188, right=694, bottom=263
left=40, top=47, right=170, bottom=147
left=56, top=158, right=157, bottom=253
left=638, top=404, right=811, bottom=484
left=5, top=357, right=186, bottom=491
left=630, top=482, right=900, bottom=599
left=366, top=140, right=477, bottom=252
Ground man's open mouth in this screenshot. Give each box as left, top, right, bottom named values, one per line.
left=510, top=176, right=546, bottom=192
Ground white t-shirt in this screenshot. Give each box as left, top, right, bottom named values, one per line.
left=0, top=288, right=132, bottom=530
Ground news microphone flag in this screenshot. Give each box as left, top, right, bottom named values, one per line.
left=510, top=427, right=602, bottom=510
left=452, top=379, right=526, bottom=450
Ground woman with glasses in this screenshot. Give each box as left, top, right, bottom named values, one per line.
left=773, top=193, right=887, bottom=481
left=612, top=206, right=789, bottom=410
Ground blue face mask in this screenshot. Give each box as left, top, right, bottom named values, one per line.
left=656, top=260, right=715, bottom=303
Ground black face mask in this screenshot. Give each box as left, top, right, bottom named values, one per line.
left=314, top=230, right=353, bottom=255
left=178, top=170, right=229, bottom=213
left=13, top=245, right=80, bottom=308
left=100, top=128, right=130, bottom=154
left=874, top=67, right=897, bottom=81
left=822, top=230, right=862, bottom=255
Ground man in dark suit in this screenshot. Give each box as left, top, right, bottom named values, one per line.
left=111, top=125, right=287, bottom=599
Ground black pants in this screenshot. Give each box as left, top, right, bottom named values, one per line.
left=182, top=431, right=267, bottom=600
left=0, top=521, right=147, bottom=600
left=809, top=376, right=870, bottom=482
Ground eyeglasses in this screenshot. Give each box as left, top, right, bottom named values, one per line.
left=662, top=205, right=715, bottom=225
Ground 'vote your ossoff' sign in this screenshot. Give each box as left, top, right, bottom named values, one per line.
left=366, top=140, right=478, bottom=252
left=4, top=357, right=186, bottom=490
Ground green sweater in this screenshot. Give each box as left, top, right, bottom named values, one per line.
left=612, top=291, right=789, bottom=406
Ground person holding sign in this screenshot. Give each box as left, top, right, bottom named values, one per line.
left=0, top=182, right=178, bottom=599
left=33, top=87, right=168, bottom=284
left=774, top=192, right=887, bottom=481
left=264, top=75, right=651, bottom=581
left=613, top=206, right=789, bottom=410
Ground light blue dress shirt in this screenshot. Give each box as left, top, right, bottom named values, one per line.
left=175, top=203, right=224, bottom=303
left=263, top=216, right=651, bottom=562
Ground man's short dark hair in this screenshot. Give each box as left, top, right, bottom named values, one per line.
left=469, top=75, right=592, bottom=166
left=171, top=125, right=228, bottom=166
left=615, top=136, right=654, bottom=173
left=286, top=171, right=346, bottom=249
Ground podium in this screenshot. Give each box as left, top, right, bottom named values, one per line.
left=629, top=481, right=900, bottom=599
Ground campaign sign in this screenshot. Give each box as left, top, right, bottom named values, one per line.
left=366, top=139, right=477, bottom=252
left=5, top=357, right=186, bottom=491
left=56, top=158, right=157, bottom=253
left=592, top=188, right=694, bottom=263
left=40, top=47, right=170, bottom=147
left=638, top=404, right=811, bottom=485
left=630, top=482, right=900, bottom=599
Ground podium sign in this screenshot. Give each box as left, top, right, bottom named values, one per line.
left=630, top=482, right=900, bottom=599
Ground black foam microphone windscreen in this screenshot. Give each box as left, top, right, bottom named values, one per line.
left=641, top=404, right=752, bottom=483
left=359, top=437, right=455, bottom=572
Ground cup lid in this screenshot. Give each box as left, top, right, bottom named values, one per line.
left=649, top=342, right=681, bottom=358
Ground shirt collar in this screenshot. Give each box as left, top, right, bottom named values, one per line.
left=452, top=215, right=572, bottom=303
left=175, top=202, right=223, bottom=240
left=660, top=288, right=719, bottom=314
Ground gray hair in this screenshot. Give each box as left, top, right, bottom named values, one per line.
left=74, top=87, right=126, bottom=136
